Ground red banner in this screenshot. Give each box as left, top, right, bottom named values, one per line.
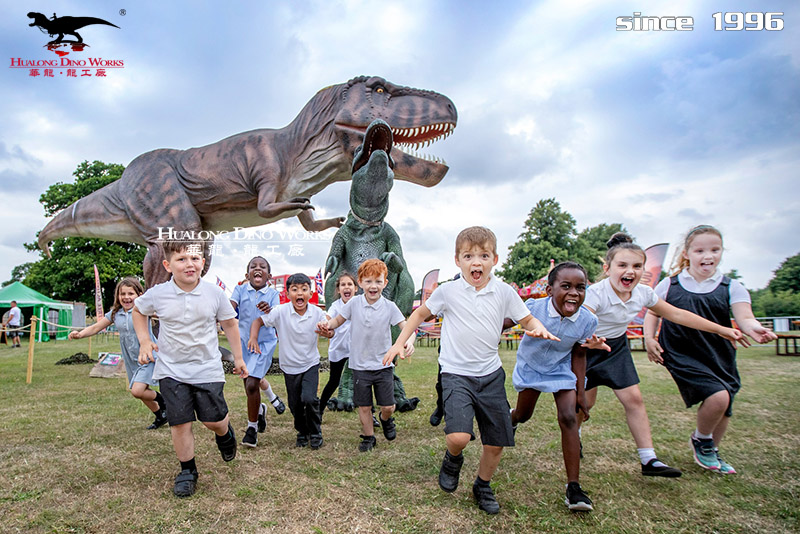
left=420, top=269, right=440, bottom=305
left=631, top=243, right=669, bottom=325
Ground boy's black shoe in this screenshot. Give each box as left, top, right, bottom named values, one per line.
left=358, top=434, right=377, bottom=452
left=257, top=403, right=267, bottom=433
left=380, top=416, right=397, bottom=441
left=565, top=482, right=593, bottom=511
left=438, top=450, right=464, bottom=493
left=173, top=469, right=198, bottom=498
left=309, top=434, right=324, bottom=450
left=472, top=480, right=500, bottom=515
left=215, top=423, right=237, bottom=462
left=372, top=413, right=381, bottom=427
left=429, top=407, right=443, bottom=427
left=642, top=458, right=682, bottom=477
left=295, top=433, right=309, bottom=448
left=147, top=409, right=168, bottom=430
left=242, top=427, right=258, bottom=448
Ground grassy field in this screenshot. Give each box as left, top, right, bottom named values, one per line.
left=0, top=336, right=797, bottom=534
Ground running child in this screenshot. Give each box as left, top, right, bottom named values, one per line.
left=229, top=256, right=286, bottom=448
left=581, top=232, right=745, bottom=477
left=319, top=260, right=415, bottom=452
left=248, top=273, right=331, bottom=450
left=510, top=261, right=608, bottom=511
left=644, top=225, right=776, bottom=474
left=318, top=272, right=357, bottom=420
left=385, top=226, right=559, bottom=515
left=69, top=277, right=167, bottom=429
left=134, top=240, right=247, bottom=498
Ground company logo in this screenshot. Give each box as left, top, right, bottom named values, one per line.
left=10, top=10, right=124, bottom=78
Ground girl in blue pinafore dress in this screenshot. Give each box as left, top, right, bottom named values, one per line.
left=69, top=277, right=166, bottom=429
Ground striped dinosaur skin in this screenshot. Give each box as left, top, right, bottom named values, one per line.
left=37, top=75, right=457, bottom=287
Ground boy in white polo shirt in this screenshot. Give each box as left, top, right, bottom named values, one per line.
left=385, top=226, right=558, bottom=515
left=319, top=259, right=416, bottom=452
left=133, top=240, right=248, bottom=498
left=248, top=273, right=330, bottom=450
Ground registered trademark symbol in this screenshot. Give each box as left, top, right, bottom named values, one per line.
left=119, top=9, right=126, bottom=16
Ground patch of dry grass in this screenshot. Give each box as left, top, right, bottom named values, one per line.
left=0, top=338, right=797, bottom=533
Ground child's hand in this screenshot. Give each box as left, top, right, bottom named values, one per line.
left=403, top=338, right=415, bottom=358
left=383, top=344, right=403, bottom=366
left=581, top=334, right=609, bottom=352
left=68, top=330, right=83, bottom=340
left=576, top=392, right=590, bottom=421
left=722, top=327, right=751, bottom=348
left=138, top=341, right=158, bottom=364
left=524, top=325, right=560, bottom=342
left=645, top=337, right=664, bottom=364
left=315, top=324, right=334, bottom=339
left=247, top=337, right=261, bottom=354
left=233, top=359, right=249, bottom=379
left=747, top=324, right=778, bottom=344
left=256, top=301, right=271, bottom=314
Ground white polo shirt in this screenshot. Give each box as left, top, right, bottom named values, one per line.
left=339, top=294, right=405, bottom=371
left=134, top=279, right=236, bottom=384
left=654, top=269, right=750, bottom=303
left=260, top=303, right=326, bottom=375
left=426, top=276, right=530, bottom=377
left=584, top=278, right=659, bottom=339
left=326, top=298, right=351, bottom=363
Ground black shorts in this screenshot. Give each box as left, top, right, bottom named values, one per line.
left=159, top=377, right=228, bottom=426
left=441, top=367, right=514, bottom=447
left=585, top=334, right=640, bottom=391
left=353, top=368, right=395, bottom=407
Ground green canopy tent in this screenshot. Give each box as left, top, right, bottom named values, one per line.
left=0, top=282, right=73, bottom=342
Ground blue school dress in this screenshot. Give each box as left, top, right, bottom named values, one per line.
left=105, top=308, right=158, bottom=388
left=231, top=283, right=279, bottom=379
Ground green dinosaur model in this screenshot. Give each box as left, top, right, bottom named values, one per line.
left=324, top=119, right=419, bottom=413
left=38, top=76, right=457, bottom=289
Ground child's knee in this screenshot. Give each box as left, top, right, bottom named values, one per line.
left=243, top=378, right=260, bottom=396
left=557, top=410, right=577, bottom=430
left=446, top=432, right=471, bottom=450
left=129, top=384, right=146, bottom=399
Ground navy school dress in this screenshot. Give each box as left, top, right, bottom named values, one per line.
left=659, top=276, right=739, bottom=416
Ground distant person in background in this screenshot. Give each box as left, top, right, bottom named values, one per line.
left=6, top=301, right=22, bottom=347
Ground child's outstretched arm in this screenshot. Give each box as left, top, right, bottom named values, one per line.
left=383, top=304, right=429, bottom=366
left=643, top=310, right=664, bottom=364
left=518, top=314, right=561, bottom=342
left=68, top=316, right=112, bottom=340
left=732, top=302, right=778, bottom=344
left=581, top=334, right=610, bottom=352
left=132, top=308, right=158, bottom=364
left=571, top=344, right=589, bottom=420
left=247, top=317, right=265, bottom=354
left=649, top=299, right=748, bottom=348
left=317, top=315, right=345, bottom=337
left=397, top=320, right=416, bottom=359
left=220, top=317, right=248, bottom=378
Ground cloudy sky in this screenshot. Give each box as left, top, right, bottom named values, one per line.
left=1, top=0, right=797, bottom=296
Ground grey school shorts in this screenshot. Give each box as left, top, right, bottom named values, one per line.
left=441, top=366, right=514, bottom=447
left=160, top=377, right=228, bottom=426
left=353, top=367, right=395, bottom=407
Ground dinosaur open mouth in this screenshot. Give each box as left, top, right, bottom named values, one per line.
left=391, top=122, right=455, bottom=164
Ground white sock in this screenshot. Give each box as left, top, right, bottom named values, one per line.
left=693, top=429, right=713, bottom=440
left=247, top=420, right=258, bottom=430
left=637, top=447, right=665, bottom=467
left=263, top=384, right=277, bottom=402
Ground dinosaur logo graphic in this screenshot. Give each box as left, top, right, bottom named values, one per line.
left=27, top=11, right=119, bottom=55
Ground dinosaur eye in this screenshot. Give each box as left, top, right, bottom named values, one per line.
left=375, top=87, right=385, bottom=94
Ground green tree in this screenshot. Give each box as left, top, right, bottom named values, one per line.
left=496, top=199, right=625, bottom=285
left=767, top=253, right=800, bottom=293
left=9, top=161, right=146, bottom=313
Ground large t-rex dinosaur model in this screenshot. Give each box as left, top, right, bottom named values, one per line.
left=38, top=76, right=457, bottom=288
left=27, top=12, right=119, bottom=44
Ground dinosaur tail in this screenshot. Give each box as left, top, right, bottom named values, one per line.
left=38, top=184, right=142, bottom=257
left=66, top=17, right=121, bottom=30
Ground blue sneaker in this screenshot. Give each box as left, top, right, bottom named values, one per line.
left=715, top=448, right=737, bottom=474
left=689, top=436, right=720, bottom=471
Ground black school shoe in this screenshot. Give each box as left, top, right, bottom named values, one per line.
left=309, top=434, right=324, bottom=450
left=380, top=416, right=397, bottom=441
left=565, top=482, right=593, bottom=511
left=358, top=434, right=377, bottom=452
left=215, top=423, right=237, bottom=462
left=473, top=480, right=500, bottom=515
left=173, top=469, right=198, bottom=498
left=147, top=409, right=168, bottom=430
left=429, top=407, right=443, bottom=427
left=642, top=458, right=682, bottom=477
left=295, top=434, right=309, bottom=448
left=257, top=403, right=267, bottom=433
left=242, top=426, right=258, bottom=448
left=438, top=451, right=464, bottom=493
